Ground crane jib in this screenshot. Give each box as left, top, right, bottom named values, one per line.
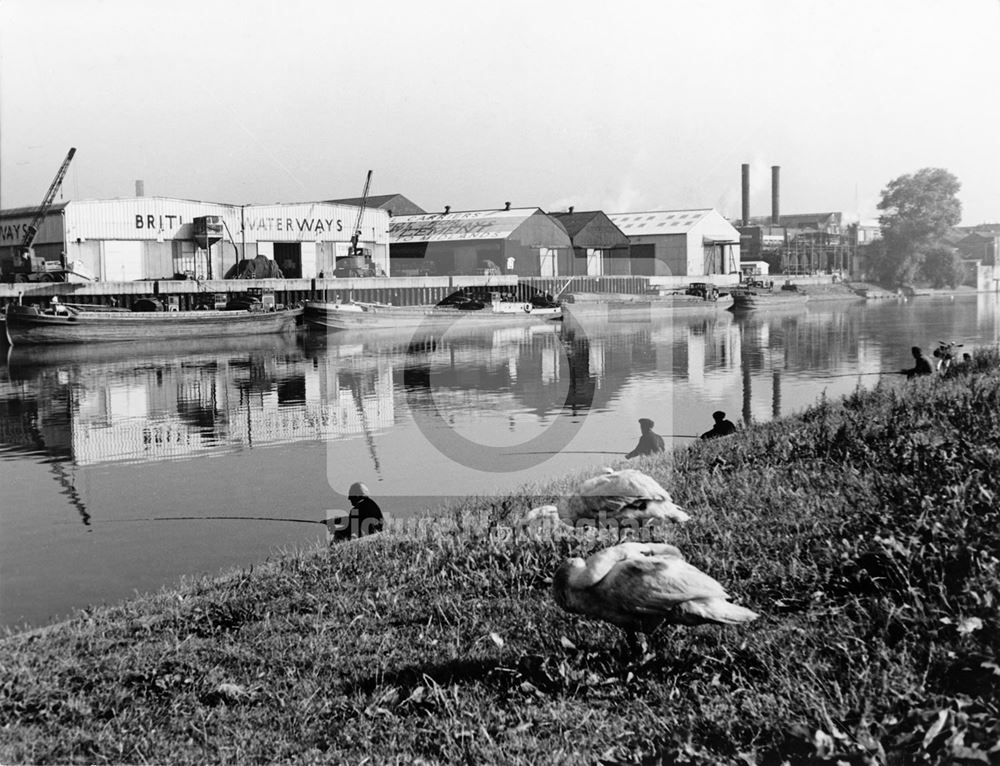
left=21, top=147, right=77, bottom=250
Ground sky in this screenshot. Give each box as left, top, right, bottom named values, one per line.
left=1, top=0, right=998, bottom=225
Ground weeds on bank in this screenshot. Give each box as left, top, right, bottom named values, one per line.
left=2, top=350, right=999, bottom=764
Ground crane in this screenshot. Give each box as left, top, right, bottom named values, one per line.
left=20, top=147, right=76, bottom=253
left=349, top=169, right=373, bottom=257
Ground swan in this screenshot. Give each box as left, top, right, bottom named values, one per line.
left=524, top=468, right=690, bottom=534
left=553, top=542, right=759, bottom=654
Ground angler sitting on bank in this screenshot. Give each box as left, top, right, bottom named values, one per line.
left=626, top=418, right=666, bottom=459
left=900, top=346, right=934, bottom=379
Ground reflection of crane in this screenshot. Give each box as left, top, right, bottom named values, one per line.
left=21, top=147, right=76, bottom=254
left=349, top=169, right=373, bottom=257
left=346, top=372, right=382, bottom=477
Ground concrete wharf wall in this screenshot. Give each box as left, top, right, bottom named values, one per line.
left=0, top=276, right=515, bottom=311
left=0, top=275, right=671, bottom=310
left=0, top=273, right=853, bottom=312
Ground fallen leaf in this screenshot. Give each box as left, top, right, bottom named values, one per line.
left=957, top=617, right=983, bottom=635
left=922, top=709, right=949, bottom=749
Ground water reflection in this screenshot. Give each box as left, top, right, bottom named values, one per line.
left=2, top=294, right=999, bottom=631
left=4, top=298, right=998, bottom=475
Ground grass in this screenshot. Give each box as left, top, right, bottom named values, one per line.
left=2, top=352, right=999, bottom=764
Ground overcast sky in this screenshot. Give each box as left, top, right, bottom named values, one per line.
left=1, top=0, right=998, bottom=225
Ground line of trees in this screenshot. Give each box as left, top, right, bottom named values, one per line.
left=868, top=167, right=964, bottom=288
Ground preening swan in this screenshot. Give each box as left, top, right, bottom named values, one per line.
left=525, top=468, right=689, bottom=533
left=553, top=542, right=758, bottom=653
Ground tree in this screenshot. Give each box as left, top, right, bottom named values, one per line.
left=920, top=244, right=964, bottom=288
left=875, top=168, right=962, bottom=286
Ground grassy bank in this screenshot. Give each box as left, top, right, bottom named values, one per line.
left=3, top=353, right=999, bottom=765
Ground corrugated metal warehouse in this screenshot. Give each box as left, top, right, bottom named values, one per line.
left=548, top=210, right=631, bottom=276
left=0, top=197, right=389, bottom=281
left=609, top=209, right=741, bottom=276
left=389, top=207, right=572, bottom=277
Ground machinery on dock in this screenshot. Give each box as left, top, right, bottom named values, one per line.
left=3, top=147, right=87, bottom=283
left=334, top=169, right=384, bottom=278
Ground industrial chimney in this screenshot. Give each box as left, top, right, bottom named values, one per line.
left=771, top=165, right=780, bottom=226
left=741, top=164, right=750, bottom=226
left=135, top=180, right=145, bottom=197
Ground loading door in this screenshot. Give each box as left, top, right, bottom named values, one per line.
left=102, top=241, right=144, bottom=281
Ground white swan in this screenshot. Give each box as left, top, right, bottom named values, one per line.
left=553, top=542, right=759, bottom=653
left=524, top=468, right=690, bottom=533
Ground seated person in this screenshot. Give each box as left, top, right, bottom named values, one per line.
left=626, top=418, right=666, bottom=458
left=701, top=410, right=737, bottom=439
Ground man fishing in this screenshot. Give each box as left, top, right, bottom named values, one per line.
left=626, top=418, right=666, bottom=459
left=900, top=346, right=934, bottom=378
left=701, top=411, right=737, bottom=439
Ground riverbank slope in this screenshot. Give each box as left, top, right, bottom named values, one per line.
left=3, top=353, right=999, bottom=765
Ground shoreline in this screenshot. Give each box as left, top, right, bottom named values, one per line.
left=2, top=349, right=999, bottom=764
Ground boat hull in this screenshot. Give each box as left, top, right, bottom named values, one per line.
left=5, top=304, right=302, bottom=346
left=303, top=300, right=561, bottom=331
left=727, top=290, right=809, bottom=311
left=563, top=292, right=733, bottom=319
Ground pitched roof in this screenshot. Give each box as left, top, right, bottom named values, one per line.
left=0, top=201, right=70, bottom=219
left=550, top=211, right=609, bottom=237
left=325, top=193, right=426, bottom=215
left=609, top=209, right=713, bottom=236
left=549, top=210, right=629, bottom=248
left=390, top=208, right=543, bottom=243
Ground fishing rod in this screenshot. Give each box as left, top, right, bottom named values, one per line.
left=83, top=514, right=328, bottom=525
left=508, top=438, right=702, bottom=456
left=818, top=371, right=889, bottom=379
left=60, top=511, right=357, bottom=528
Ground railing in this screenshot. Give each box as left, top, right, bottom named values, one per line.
left=515, top=275, right=652, bottom=298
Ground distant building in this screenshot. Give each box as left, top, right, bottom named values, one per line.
left=608, top=209, right=740, bottom=277
left=389, top=207, right=572, bottom=277
left=547, top=209, right=630, bottom=276
left=740, top=211, right=860, bottom=275
left=0, top=197, right=388, bottom=281
left=325, top=193, right=425, bottom=217
left=956, top=231, right=999, bottom=266
left=750, top=211, right=845, bottom=234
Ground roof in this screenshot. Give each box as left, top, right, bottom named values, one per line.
left=609, top=209, right=713, bottom=236
left=549, top=211, right=604, bottom=238
left=390, top=208, right=544, bottom=243
left=549, top=210, right=630, bottom=248
left=0, top=201, right=71, bottom=219
left=326, top=193, right=426, bottom=215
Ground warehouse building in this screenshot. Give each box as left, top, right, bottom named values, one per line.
left=547, top=209, right=631, bottom=276
left=609, top=208, right=741, bottom=276
left=0, top=197, right=388, bottom=281
left=389, top=207, right=572, bottom=277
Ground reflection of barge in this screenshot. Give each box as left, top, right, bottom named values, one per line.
left=5, top=333, right=303, bottom=375
left=5, top=302, right=303, bottom=346
left=303, top=296, right=561, bottom=331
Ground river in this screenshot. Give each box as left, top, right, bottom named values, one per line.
left=2, top=293, right=998, bottom=631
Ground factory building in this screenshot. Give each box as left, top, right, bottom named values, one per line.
left=608, top=209, right=741, bottom=277
left=0, top=197, right=388, bottom=281
left=388, top=207, right=572, bottom=277
left=547, top=209, right=631, bottom=276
